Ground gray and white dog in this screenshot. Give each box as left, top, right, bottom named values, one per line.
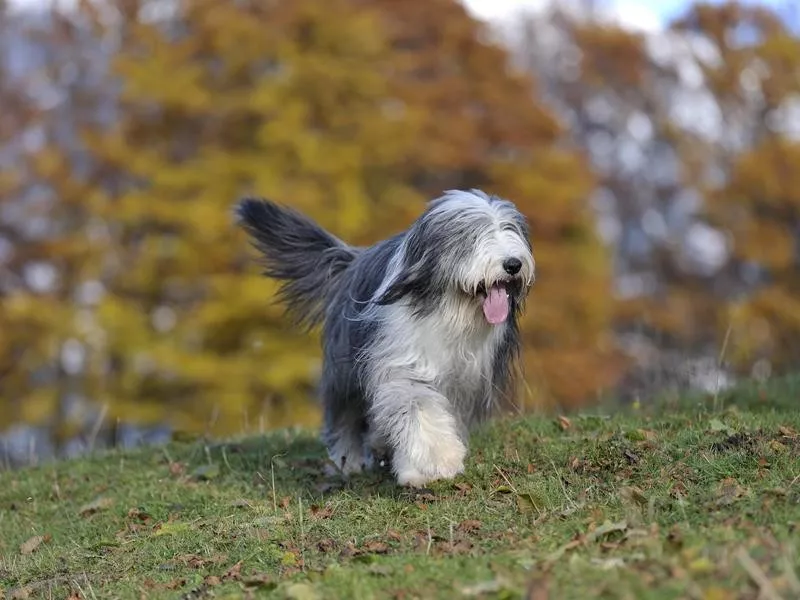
left=237, top=189, right=535, bottom=487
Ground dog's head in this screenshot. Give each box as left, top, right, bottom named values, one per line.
left=376, top=189, right=535, bottom=325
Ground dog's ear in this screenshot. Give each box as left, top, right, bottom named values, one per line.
left=374, top=259, right=431, bottom=306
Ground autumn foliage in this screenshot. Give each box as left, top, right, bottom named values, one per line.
left=0, top=0, right=621, bottom=440
left=2, top=0, right=800, bottom=442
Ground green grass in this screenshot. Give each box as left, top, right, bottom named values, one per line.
left=1, top=377, right=799, bottom=600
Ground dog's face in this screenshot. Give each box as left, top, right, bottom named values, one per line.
left=377, top=190, right=535, bottom=325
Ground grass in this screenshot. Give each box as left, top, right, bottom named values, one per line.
left=1, top=377, right=799, bottom=600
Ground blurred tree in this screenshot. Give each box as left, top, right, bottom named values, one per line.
left=0, top=6, right=109, bottom=442
left=2, top=0, right=623, bottom=443
left=673, top=3, right=800, bottom=374
left=510, top=1, right=800, bottom=395
left=511, top=8, right=727, bottom=377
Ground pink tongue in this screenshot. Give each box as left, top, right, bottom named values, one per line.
left=482, top=285, right=509, bottom=324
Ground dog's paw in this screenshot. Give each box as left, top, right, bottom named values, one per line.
left=394, top=439, right=466, bottom=487
left=329, top=447, right=372, bottom=477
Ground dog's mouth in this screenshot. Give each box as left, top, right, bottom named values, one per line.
left=476, top=280, right=519, bottom=325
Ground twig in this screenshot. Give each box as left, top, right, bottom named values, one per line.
left=270, top=453, right=286, bottom=513
left=713, top=323, right=732, bottom=411
left=735, top=547, right=784, bottom=600
left=87, top=404, right=108, bottom=452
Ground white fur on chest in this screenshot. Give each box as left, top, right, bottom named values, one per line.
left=369, top=300, right=505, bottom=397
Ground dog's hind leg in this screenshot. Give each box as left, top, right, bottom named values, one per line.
left=321, top=403, right=373, bottom=476
left=368, top=378, right=467, bottom=487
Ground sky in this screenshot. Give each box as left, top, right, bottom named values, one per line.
left=6, top=0, right=790, bottom=31
left=462, top=0, right=788, bottom=31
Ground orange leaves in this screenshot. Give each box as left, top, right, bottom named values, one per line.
left=0, top=0, right=623, bottom=428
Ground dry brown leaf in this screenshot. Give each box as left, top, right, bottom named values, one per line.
left=457, top=519, right=482, bottom=534
left=310, top=504, right=334, bottom=519
left=19, top=534, right=50, bottom=555
left=386, top=530, right=402, bottom=542
left=453, top=482, right=473, bottom=495
left=222, top=561, right=243, bottom=581
left=362, top=540, right=390, bottom=554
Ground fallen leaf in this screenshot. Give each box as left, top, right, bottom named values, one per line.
left=310, top=504, right=334, bottom=519
left=453, top=482, right=473, bottom=495
left=362, top=541, right=390, bottom=554
left=516, top=492, right=542, bottom=515
left=79, top=496, right=114, bottom=517
left=768, top=440, right=787, bottom=454
left=557, top=416, right=571, bottom=430
left=715, top=478, right=748, bottom=507
left=222, top=561, right=243, bottom=581
left=165, top=579, right=185, bottom=590
left=339, top=541, right=358, bottom=558
left=386, top=530, right=403, bottom=542
left=457, top=519, right=482, bottom=534
left=19, top=534, right=49, bottom=555
left=127, top=507, right=153, bottom=523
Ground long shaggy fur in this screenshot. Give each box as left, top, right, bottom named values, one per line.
left=237, top=189, right=535, bottom=487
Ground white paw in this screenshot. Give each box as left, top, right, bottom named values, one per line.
left=394, top=439, right=467, bottom=487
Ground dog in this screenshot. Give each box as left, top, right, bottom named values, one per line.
left=236, top=189, right=535, bottom=487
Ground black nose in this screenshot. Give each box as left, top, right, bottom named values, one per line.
left=503, top=257, right=522, bottom=275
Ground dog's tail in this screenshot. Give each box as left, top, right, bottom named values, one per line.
left=236, top=197, right=359, bottom=329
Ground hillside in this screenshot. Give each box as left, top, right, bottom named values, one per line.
left=1, top=378, right=799, bottom=599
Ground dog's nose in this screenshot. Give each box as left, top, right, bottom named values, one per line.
left=503, top=257, right=522, bottom=275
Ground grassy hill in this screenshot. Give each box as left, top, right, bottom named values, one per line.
left=1, top=377, right=799, bottom=599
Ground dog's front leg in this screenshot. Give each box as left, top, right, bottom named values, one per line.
left=369, top=379, right=467, bottom=487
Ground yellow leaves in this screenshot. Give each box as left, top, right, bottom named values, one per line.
left=573, top=25, right=648, bottom=88
left=735, top=220, right=793, bottom=270
left=726, top=140, right=800, bottom=212
left=0, top=0, right=626, bottom=430
left=709, top=138, right=800, bottom=369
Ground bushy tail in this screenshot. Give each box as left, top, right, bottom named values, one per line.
left=236, top=197, right=359, bottom=329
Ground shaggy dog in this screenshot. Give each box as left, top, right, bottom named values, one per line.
left=236, top=189, right=535, bottom=487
